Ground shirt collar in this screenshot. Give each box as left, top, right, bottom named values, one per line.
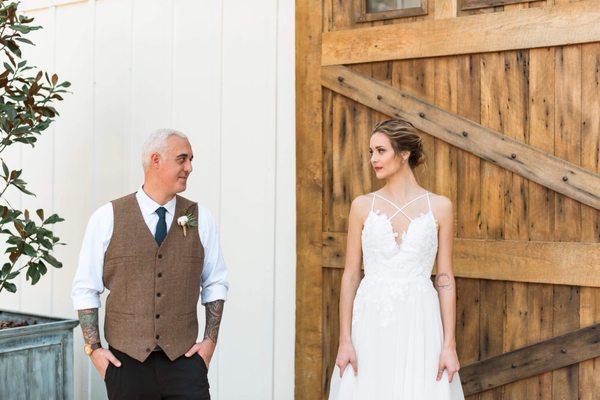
left=136, top=185, right=177, bottom=217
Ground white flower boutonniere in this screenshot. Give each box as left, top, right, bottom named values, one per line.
left=177, top=207, right=198, bottom=237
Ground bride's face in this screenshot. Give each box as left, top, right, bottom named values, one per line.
left=369, top=133, right=408, bottom=180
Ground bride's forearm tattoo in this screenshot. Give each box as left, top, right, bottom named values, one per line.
left=204, top=300, right=224, bottom=344
left=78, top=308, right=101, bottom=345
left=435, top=273, right=454, bottom=291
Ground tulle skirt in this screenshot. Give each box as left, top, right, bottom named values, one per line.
left=328, top=285, right=465, bottom=400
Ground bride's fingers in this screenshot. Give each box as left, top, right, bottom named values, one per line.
left=448, top=371, right=454, bottom=382
left=436, top=365, right=444, bottom=381
left=339, top=362, right=347, bottom=378
left=350, top=359, right=358, bottom=376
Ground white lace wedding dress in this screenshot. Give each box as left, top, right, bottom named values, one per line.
left=328, top=191, right=465, bottom=400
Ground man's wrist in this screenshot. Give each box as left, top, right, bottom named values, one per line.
left=84, top=341, right=102, bottom=356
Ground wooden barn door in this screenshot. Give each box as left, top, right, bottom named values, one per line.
left=296, top=0, right=600, bottom=399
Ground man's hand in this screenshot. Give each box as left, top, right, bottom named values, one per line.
left=184, top=339, right=216, bottom=368
left=90, top=347, right=121, bottom=380
left=184, top=299, right=225, bottom=369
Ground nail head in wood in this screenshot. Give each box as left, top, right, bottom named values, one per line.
left=511, top=153, right=517, bottom=159
left=337, top=76, right=344, bottom=83
left=462, top=131, right=468, bottom=137
left=562, top=176, right=568, bottom=182
left=377, top=95, right=382, bottom=100
left=419, top=112, right=425, bottom=118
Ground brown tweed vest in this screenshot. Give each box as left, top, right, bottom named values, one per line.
left=103, top=192, right=204, bottom=362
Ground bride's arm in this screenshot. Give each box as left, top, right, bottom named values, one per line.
left=433, top=195, right=460, bottom=381
left=336, top=195, right=368, bottom=376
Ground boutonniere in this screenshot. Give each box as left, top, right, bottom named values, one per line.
left=177, top=207, right=198, bottom=237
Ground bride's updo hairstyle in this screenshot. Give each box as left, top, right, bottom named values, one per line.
left=372, top=119, right=425, bottom=169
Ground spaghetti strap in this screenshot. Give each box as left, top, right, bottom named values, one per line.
left=370, top=193, right=376, bottom=212
left=426, top=191, right=432, bottom=212
left=372, top=191, right=429, bottom=223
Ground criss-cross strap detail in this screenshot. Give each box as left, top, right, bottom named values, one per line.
left=372, top=191, right=430, bottom=223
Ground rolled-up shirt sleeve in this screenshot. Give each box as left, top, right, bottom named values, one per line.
left=198, top=206, right=229, bottom=305
left=71, top=203, right=113, bottom=310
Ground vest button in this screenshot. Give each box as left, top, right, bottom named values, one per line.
left=157, top=272, right=162, bottom=278
left=155, top=314, right=160, bottom=319
left=157, top=254, right=163, bottom=259
left=156, top=335, right=160, bottom=340
left=157, top=293, right=161, bottom=297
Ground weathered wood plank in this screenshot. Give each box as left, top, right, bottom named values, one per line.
left=295, top=0, right=323, bottom=397
left=455, top=55, right=482, bottom=395
left=552, top=43, right=582, bottom=400
left=321, top=65, right=600, bottom=210
left=459, top=323, right=600, bottom=396
left=322, top=233, right=600, bottom=287
left=479, top=52, right=508, bottom=400
left=527, top=45, right=556, bottom=400
left=322, top=1, right=600, bottom=65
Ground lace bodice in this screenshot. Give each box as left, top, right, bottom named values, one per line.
left=353, top=191, right=440, bottom=327
left=361, top=191, right=438, bottom=278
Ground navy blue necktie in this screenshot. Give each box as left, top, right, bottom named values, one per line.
left=154, top=207, right=167, bottom=246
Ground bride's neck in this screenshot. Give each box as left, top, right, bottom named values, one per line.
left=383, top=168, right=421, bottom=199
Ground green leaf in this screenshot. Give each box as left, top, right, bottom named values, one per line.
left=1, top=263, right=11, bottom=277
left=44, top=214, right=64, bottom=224
left=21, top=242, right=36, bottom=257
left=38, top=260, right=47, bottom=275
left=1, top=159, right=8, bottom=179
left=3, top=282, right=17, bottom=293
left=14, top=37, right=33, bottom=45
left=36, top=208, right=44, bottom=221
left=43, top=252, right=61, bottom=268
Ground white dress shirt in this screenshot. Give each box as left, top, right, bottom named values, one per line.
left=71, top=186, right=229, bottom=310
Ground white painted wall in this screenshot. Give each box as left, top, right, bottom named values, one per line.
left=0, top=0, right=295, bottom=399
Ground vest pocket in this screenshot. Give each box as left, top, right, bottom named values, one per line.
left=183, top=256, right=203, bottom=310
left=104, top=255, right=137, bottom=313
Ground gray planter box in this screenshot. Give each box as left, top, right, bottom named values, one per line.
left=0, top=310, right=79, bottom=400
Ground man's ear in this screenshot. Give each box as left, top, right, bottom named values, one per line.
left=151, top=153, right=161, bottom=168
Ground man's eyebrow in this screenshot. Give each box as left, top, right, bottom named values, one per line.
left=176, top=153, right=190, bottom=158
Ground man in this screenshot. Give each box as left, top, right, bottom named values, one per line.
left=71, top=129, right=229, bottom=399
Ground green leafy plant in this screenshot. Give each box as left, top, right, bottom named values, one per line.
left=0, top=0, right=70, bottom=293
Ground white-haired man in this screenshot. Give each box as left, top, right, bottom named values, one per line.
left=71, top=129, right=229, bottom=399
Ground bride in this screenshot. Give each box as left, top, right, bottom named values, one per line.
left=328, top=119, right=465, bottom=399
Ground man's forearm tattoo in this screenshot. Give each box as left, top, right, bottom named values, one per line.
left=204, top=300, right=224, bottom=344
left=435, top=273, right=454, bottom=291
left=77, top=308, right=101, bottom=345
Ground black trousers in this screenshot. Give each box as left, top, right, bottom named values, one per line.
left=104, top=345, right=210, bottom=400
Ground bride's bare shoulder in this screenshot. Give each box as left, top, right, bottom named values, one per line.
left=349, top=194, right=374, bottom=220
left=427, top=191, right=453, bottom=219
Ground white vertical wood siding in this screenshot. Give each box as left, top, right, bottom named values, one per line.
left=0, top=1, right=295, bottom=399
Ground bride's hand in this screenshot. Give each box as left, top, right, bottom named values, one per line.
left=437, top=346, right=460, bottom=382
left=335, top=341, right=358, bottom=377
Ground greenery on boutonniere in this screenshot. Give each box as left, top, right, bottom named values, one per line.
left=177, top=206, right=198, bottom=237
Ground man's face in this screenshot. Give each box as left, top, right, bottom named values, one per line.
left=153, top=135, right=193, bottom=194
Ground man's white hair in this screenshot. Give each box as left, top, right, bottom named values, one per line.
left=141, top=128, right=188, bottom=170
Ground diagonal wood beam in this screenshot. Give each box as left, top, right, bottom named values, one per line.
left=321, top=65, right=600, bottom=210
left=459, top=323, right=600, bottom=396
left=322, top=0, right=600, bottom=65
